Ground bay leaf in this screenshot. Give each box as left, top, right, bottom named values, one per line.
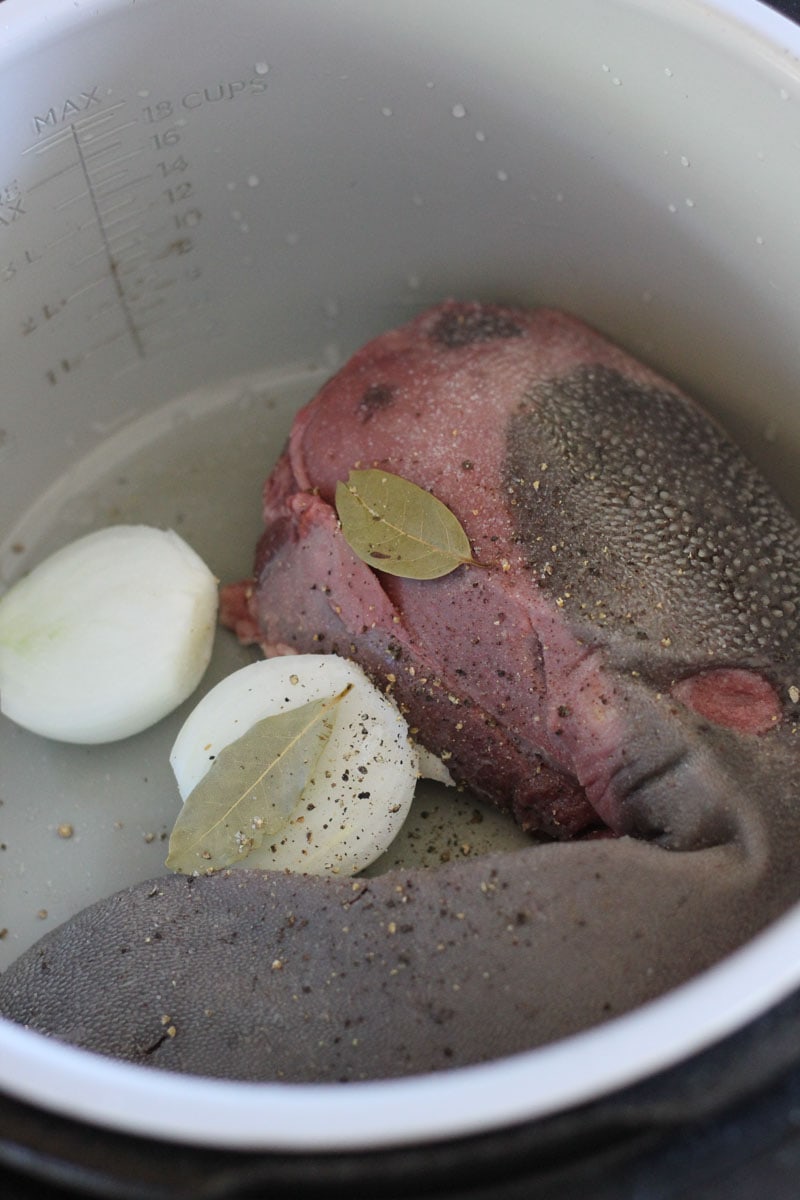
left=335, top=468, right=475, bottom=580
left=166, top=687, right=350, bottom=874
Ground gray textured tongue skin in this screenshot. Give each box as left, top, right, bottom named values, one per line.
left=2, top=301, right=799, bottom=1083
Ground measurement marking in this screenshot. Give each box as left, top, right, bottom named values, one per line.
left=111, top=222, right=173, bottom=251
left=64, top=275, right=109, bottom=302
left=112, top=233, right=148, bottom=252
left=87, top=169, right=129, bottom=190
left=107, top=231, right=149, bottom=252
left=107, top=225, right=146, bottom=247
left=101, top=200, right=153, bottom=223
left=76, top=213, right=107, bottom=235
left=80, top=134, right=141, bottom=158
left=76, top=113, right=136, bottom=138
left=96, top=194, right=137, bottom=218
left=104, top=219, right=148, bottom=241
left=27, top=161, right=82, bottom=191
left=101, top=208, right=151, bottom=233
left=91, top=149, right=144, bottom=174
left=116, top=262, right=150, bottom=281
left=41, top=229, right=80, bottom=255
left=71, top=124, right=144, bottom=359
left=112, top=356, right=149, bottom=381
left=69, top=236, right=148, bottom=268
left=76, top=207, right=148, bottom=236
left=70, top=245, right=110, bottom=268
left=132, top=297, right=169, bottom=317
left=72, top=101, right=127, bottom=134
left=101, top=202, right=147, bottom=228
left=83, top=139, right=124, bottom=161
left=95, top=172, right=153, bottom=194
left=23, top=128, right=75, bottom=155
left=114, top=240, right=148, bottom=257
left=114, top=248, right=150, bottom=267
left=83, top=325, right=141, bottom=360
left=56, top=191, right=92, bottom=212
left=113, top=262, right=149, bottom=283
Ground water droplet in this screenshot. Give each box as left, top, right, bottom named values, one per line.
left=685, top=197, right=695, bottom=208
left=226, top=181, right=237, bottom=192
left=255, top=62, right=270, bottom=76
left=642, top=290, right=654, bottom=304
left=137, top=89, right=150, bottom=99
left=780, top=87, right=790, bottom=101
left=601, top=64, right=610, bottom=73
left=612, top=77, right=622, bottom=87
left=668, top=202, right=678, bottom=213
left=496, top=169, right=509, bottom=182
left=555, top=191, right=565, bottom=203
left=285, top=231, right=300, bottom=246
left=451, top=102, right=467, bottom=118
left=426, top=80, right=436, bottom=90
left=231, top=209, right=243, bottom=222
left=381, top=106, right=393, bottom=117
left=407, top=273, right=421, bottom=290
left=475, top=130, right=486, bottom=143
left=239, top=222, right=250, bottom=234
left=664, top=67, right=674, bottom=78
left=247, top=174, right=261, bottom=188
left=756, top=234, right=765, bottom=246
left=680, top=155, right=690, bottom=167
left=322, top=296, right=340, bottom=320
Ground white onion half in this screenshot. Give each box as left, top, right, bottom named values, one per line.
left=169, top=654, right=418, bottom=875
left=0, top=525, right=218, bottom=744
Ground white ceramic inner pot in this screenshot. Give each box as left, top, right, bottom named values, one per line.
left=2, top=0, right=800, bottom=1152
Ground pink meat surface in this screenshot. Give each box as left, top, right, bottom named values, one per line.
left=223, top=300, right=798, bottom=848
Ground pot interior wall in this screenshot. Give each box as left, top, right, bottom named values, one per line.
left=3, top=0, right=800, bottom=523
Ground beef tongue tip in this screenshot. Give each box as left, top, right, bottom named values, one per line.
left=223, top=299, right=800, bottom=849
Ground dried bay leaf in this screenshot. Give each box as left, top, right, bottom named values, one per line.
left=335, top=468, right=475, bottom=580
left=166, top=687, right=350, bottom=874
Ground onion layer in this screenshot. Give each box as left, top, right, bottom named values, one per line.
left=0, top=525, right=218, bottom=744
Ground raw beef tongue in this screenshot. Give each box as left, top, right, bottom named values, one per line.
left=226, top=300, right=800, bottom=848
left=4, top=301, right=800, bottom=1084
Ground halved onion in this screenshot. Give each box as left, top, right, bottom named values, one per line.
left=0, top=525, right=218, bottom=744
left=169, top=654, right=418, bottom=875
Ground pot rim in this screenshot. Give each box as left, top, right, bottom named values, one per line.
left=2, top=0, right=800, bottom=1154
left=3, top=899, right=800, bottom=1151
